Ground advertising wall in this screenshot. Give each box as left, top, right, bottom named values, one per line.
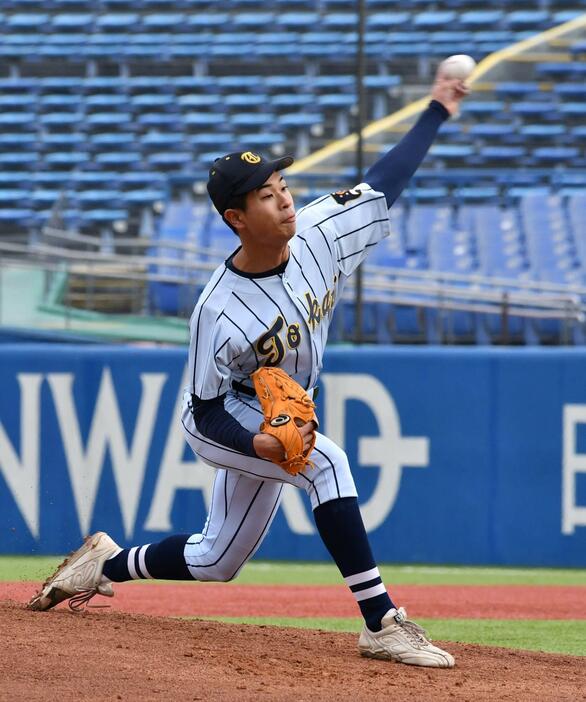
left=0, top=344, right=584, bottom=566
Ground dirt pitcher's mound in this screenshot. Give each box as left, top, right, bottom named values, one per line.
left=1, top=601, right=584, bottom=702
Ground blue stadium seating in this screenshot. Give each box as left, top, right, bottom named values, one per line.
left=0, top=0, right=584, bottom=344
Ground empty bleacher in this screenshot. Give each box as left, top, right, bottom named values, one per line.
left=0, top=0, right=585, bottom=345
left=0, top=0, right=584, bottom=237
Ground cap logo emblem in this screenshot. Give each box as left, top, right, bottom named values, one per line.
left=241, top=151, right=261, bottom=164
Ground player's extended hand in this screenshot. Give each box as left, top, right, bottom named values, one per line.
left=253, top=421, right=316, bottom=463
left=430, top=71, right=470, bottom=116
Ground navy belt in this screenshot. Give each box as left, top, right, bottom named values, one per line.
left=231, top=379, right=256, bottom=398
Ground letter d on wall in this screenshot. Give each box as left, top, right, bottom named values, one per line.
left=320, top=374, right=429, bottom=532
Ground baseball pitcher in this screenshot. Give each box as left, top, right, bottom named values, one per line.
left=29, top=67, right=468, bottom=668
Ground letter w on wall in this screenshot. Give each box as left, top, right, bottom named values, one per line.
left=48, top=369, right=166, bottom=538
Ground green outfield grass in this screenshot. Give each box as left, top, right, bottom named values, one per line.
left=2, top=557, right=586, bottom=586
left=192, top=617, right=586, bottom=657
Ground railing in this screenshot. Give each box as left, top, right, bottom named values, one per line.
left=1, top=232, right=584, bottom=345
left=34, top=228, right=586, bottom=319
left=362, top=263, right=585, bottom=320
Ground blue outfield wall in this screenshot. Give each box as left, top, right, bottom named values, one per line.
left=0, top=344, right=585, bottom=566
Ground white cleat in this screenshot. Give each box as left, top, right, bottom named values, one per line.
left=27, top=532, right=120, bottom=612
left=358, top=607, right=455, bottom=668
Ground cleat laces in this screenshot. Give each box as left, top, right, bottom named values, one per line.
left=400, top=619, right=431, bottom=647
left=68, top=588, right=110, bottom=612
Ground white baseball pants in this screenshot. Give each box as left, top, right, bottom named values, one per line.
left=180, top=390, right=357, bottom=581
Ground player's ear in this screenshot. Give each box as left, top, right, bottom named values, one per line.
left=224, top=208, right=245, bottom=232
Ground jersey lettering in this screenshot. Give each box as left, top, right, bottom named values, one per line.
left=322, top=289, right=335, bottom=316
left=330, top=188, right=362, bottom=206
left=305, top=281, right=336, bottom=332
left=255, top=316, right=286, bottom=366
left=305, top=293, right=322, bottom=331
left=286, top=323, right=301, bottom=349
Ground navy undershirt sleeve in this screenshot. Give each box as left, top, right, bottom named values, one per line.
left=190, top=394, right=258, bottom=458
left=364, top=100, right=450, bottom=208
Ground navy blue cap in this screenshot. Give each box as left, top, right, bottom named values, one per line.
left=207, top=150, right=294, bottom=215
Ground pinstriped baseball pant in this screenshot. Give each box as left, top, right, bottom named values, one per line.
left=180, top=393, right=357, bottom=582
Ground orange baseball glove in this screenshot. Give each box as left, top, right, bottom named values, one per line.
left=251, top=367, right=318, bottom=475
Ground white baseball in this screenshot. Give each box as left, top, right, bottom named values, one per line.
left=439, top=54, right=477, bottom=80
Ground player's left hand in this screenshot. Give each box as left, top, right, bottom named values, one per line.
left=430, top=73, right=470, bottom=116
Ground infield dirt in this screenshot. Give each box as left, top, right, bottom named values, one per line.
left=1, top=590, right=585, bottom=702
left=2, top=581, right=586, bottom=619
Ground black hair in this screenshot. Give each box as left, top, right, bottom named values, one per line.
left=222, top=192, right=248, bottom=235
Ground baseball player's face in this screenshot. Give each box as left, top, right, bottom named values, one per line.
left=234, top=171, right=296, bottom=244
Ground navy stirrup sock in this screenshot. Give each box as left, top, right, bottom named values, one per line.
left=102, top=534, right=193, bottom=582
left=313, top=497, right=395, bottom=632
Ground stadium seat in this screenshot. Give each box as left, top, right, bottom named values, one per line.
left=7, top=13, right=50, bottom=28
left=0, top=207, right=37, bottom=221
left=413, top=11, right=456, bottom=27
left=140, top=132, right=185, bottom=148
left=95, top=13, right=139, bottom=29
left=177, top=94, right=222, bottom=109
left=461, top=100, right=506, bottom=116
left=430, top=144, right=475, bottom=161
left=86, top=94, right=127, bottom=108
left=0, top=132, right=36, bottom=146
left=147, top=152, right=192, bottom=167
left=520, top=124, right=566, bottom=139
left=130, top=94, right=176, bottom=109
left=32, top=188, right=65, bottom=207
left=536, top=62, right=586, bottom=78
left=51, top=13, right=94, bottom=30
left=468, top=124, right=514, bottom=139
left=83, top=208, right=128, bottom=222
left=138, top=113, right=181, bottom=128
left=142, top=13, right=186, bottom=28
left=405, top=205, right=450, bottom=255
left=44, top=132, right=85, bottom=147
left=459, top=10, right=504, bottom=26
left=0, top=111, right=36, bottom=127
left=120, top=172, right=165, bottom=187
left=532, top=146, right=580, bottom=162
left=559, top=102, right=586, bottom=117
left=78, top=189, right=124, bottom=205
left=44, top=152, right=89, bottom=166
left=41, top=94, right=80, bottom=108
left=553, top=10, right=583, bottom=24
left=456, top=186, right=500, bottom=202
left=184, top=13, right=230, bottom=28
left=122, top=189, right=167, bottom=205
left=96, top=152, right=143, bottom=167
left=233, top=12, right=276, bottom=26
left=506, top=10, right=549, bottom=28
left=276, top=12, right=320, bottom=28
left=278, top=113, right=323, bottom=128
left=86, top=112, right=132, bottom=127
left=494, top=81, right=541, bottom=97
left=553, top=83, right=586, bottom=101
left=477, top=146, right=526, bottom=162
left=322, top=13, right=357, bottom=28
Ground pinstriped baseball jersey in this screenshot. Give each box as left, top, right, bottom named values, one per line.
left=188, top=182, right=390, bottom=401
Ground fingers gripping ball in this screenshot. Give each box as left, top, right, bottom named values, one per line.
left=439, top=54, right=477, bottom=81
left=251, top=367, right=318, bottom=475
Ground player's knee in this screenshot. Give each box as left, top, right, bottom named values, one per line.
left=187, top=557, right=245, bottom=583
